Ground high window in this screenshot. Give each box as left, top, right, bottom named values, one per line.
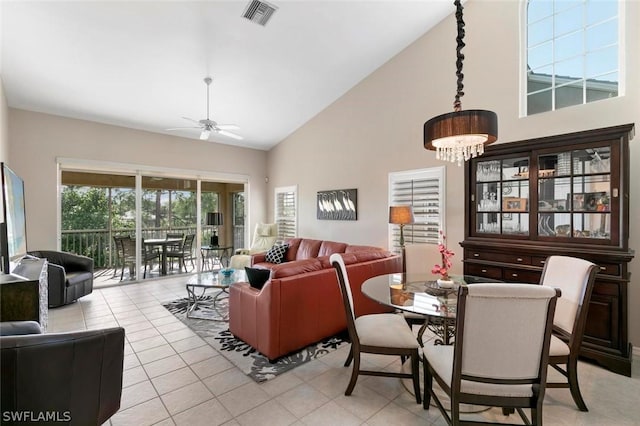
left=388, top=167, right=446, bottom=252
left=525, top=0, right=620, bottom=115
left=274, top=185, right=297, bottom=239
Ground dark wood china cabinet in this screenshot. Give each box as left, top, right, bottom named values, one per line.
left=461, top=124, right=635, bottom=376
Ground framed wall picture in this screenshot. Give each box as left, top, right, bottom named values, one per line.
left=502, top=197, right=527, bottom=212
left=317, top=188, right=357, bottom=220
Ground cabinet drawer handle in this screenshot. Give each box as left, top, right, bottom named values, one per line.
left=540, top=260, right=546, bottom=264
left=473, top=253, right=479, bottom=257
left=600, top=266, right=606, bottom=271
left=481, top=269, right=488, bottom=273
left=516, top=258, right=523, bottom=262
left=511, top=273, right=518, bottom=277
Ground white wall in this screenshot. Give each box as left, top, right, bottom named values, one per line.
left=8, top=109, right=269, bottom=251
left=267, top=0, right=640, bottom=346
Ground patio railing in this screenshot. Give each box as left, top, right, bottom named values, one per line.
left=61, top=226, right=243, bottom=269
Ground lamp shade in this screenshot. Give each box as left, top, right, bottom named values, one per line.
left=206, top=212, right=223, bottom=226
left=389, top=206, right=414, bottom=225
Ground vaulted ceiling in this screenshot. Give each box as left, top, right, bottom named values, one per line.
left=1, top=1, right=455, bottom=150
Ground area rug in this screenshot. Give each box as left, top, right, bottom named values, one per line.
left=162, top=295, right=348, bottom=383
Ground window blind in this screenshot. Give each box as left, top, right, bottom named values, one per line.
left=388, top=167, right=445, bottom=252
left=274, top=186, right=297, bottom=239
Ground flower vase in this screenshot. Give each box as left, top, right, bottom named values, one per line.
left=437, top=278, right=455, bottom=289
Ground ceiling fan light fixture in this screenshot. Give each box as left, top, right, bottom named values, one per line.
left=200, top=129, right=211, bottom=140
left=423, top=0, right=498, bottom=166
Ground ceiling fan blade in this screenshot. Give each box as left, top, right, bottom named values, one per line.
left=217, top=129, right=243, bottom=140
left=166, top=126, right=201, bottom=130
left=200, top=129, right=212, bottom=140
left=216, top=124, right=240, bottom=130
left=181, top=116, right=201, bottom=124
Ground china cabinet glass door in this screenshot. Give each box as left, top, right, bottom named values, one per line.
left=537, top=146, right=611, bottom=240
left=475, top=156, right=530, bottom=236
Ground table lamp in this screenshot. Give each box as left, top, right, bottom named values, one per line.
left=206, top=212, right=223, bottom=246
left=389, top=205, right=415, bottom=272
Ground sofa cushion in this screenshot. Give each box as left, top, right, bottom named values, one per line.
left=318, top=241, right=348, bottom=257
left=270, top=258, right=323, bottom=278
left=345, top=245, right=384, bottom=253
left=352, top=250, right=391, bottom=263
left=284, top=238, right=302, bottom=262
left=265, top=243, right=289, bottom=264
left=296, top=239, right=322, bottom=260
left=245, top=267, right=271, bottom=290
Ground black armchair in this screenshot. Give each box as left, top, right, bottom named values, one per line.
left=0, top=321, right=125, bottom=425
left=28, top=250, right=94, bottom=308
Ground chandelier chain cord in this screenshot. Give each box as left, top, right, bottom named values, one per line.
left=454, top=0, right=465, bottom=113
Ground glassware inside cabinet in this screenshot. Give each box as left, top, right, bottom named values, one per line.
left=476, top=160, right=501, bottom=182
left=502, top=213, right=529, bottom=235
left=476, top=213, right=500, bottom=234
left=572, top=175, right=610, bottom=212
left=476, top=182, right=501, bottom=211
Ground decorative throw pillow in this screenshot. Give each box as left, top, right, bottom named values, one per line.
left=245, top=267, right=271, bottom=290
left=265, top=243, right=288, bottom=264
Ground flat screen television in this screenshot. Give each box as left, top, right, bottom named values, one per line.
left=0, top=163, right=28, bottom=274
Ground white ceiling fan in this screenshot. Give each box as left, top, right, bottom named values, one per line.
left=167, top=77, right=242, bottom=141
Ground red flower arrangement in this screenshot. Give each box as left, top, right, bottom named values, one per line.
left=431, top=231, right=454, bottom=280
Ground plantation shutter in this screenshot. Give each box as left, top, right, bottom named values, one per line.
left=274, top=185, right=297, bottom=239
left=388, top=167, right=445, bottom=252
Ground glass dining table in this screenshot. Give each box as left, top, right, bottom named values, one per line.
left=361, top=273, right=502, bottom=345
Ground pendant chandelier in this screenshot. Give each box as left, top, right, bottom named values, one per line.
left=424, top=0, right=497, bottom=166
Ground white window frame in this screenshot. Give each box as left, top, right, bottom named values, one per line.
left=274, top=185, right=297, bottom=240
left=388, top=166, right=446, bottom=253
left=520, top=0, right=624, bottom=117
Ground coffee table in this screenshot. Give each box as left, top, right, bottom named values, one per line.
left=185, top=269, right=246, bottom=321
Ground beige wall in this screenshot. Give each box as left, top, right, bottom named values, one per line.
left=8, top=109, right=268, bottom=251
left=0, top=76, right=9, bottom=163
left=267, top=0, right=640, bottom=346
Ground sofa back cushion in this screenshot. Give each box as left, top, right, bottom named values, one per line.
left=345, top=245, right=384, bottom=253
left=295, top=239, right=322, bottom=260
left=284, top=238, right=302, bottom=262
left=318, top=241, right=348, bottom=257
left=270, top=258, right=323, bottom=278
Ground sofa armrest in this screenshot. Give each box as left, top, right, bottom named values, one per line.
left=47, top=262, right=66, bottom=307
left=60, top=252, right=94, bottom=273
left=251, top=252, right=267, bottom=265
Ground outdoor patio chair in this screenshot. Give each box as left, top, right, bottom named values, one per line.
left=167, top=234, right=196, bottom=273
left=120, top=236, right=160, bottom=279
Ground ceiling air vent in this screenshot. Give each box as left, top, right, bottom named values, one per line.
left=242, top=0, right=278, bottom=26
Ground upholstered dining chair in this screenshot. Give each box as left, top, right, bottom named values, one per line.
left=423, top=283, right=559, bottom=425
left=403, top=243, right=443, bottom=343
left=229, top=223, right=278, bottom=269
left=540, top=255, right=598, bottom=412
left=330, top=253, right=422, bottom=404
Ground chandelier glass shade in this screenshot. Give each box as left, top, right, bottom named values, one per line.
left=424, top=0, right=498, bottom=166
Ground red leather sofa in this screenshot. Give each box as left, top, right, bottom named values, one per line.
left=228, top=238, right=401, bottom=361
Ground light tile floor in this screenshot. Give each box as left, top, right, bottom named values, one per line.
left=47, top=275, right=640, bottom=426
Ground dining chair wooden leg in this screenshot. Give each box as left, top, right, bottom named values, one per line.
left=344, top=347, right=353, bottom=367
left=345, top=351, right=360, bottom=396
left=567, top=359, right=588, bottom=411
left=423, top=357, right=432, bottom=409
left=411, top=351, right=421, bottom=404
